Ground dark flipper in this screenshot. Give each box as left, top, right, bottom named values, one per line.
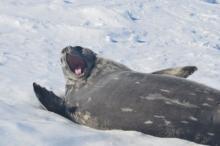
left=152, top=66, right=198, bottom=78
left=33, top=82, right=76, bottom=121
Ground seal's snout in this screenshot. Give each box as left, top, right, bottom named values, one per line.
left=61, top=46, right=83, bottom=55
left=71, top=46, right=83, bottom=52
left=61, top=46, right=97, bottom=80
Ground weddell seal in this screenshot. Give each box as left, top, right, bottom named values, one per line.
left=33, top=46, right=220, bottom=145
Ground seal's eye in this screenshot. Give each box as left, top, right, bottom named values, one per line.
left=66, top=53, right=86, bottom=77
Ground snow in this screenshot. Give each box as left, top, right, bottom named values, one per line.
left=0, top=0, right=220, bottom=146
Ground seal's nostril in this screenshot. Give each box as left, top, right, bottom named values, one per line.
left=73, top=46, right=83, bottom=53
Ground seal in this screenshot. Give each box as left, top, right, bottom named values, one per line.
left=33, top=46, right=220, bottom=145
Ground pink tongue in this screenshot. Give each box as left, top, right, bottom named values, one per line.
left=75, top=68, right=82, bottom=75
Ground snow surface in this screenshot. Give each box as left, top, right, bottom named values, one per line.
left=0, top=0, right=220, bottom=146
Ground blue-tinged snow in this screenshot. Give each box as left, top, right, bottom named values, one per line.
left=0, top=0, right=220, bottom=146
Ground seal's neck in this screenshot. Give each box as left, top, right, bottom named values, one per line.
left=89, top=57, right=130, bottom=80
left=64, top=56, right=131, bottom=95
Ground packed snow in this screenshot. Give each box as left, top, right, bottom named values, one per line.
left=0, top=0, right=220, bottom=146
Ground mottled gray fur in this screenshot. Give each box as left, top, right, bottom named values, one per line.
left=33, top=46, right=220, bottom=146
left=61, top=46, right=197, bottom=95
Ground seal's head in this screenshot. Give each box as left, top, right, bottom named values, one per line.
left=61, top=46, right=97, bottom=82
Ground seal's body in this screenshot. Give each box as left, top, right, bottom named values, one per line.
left=33, top=46, right=220, bottom=145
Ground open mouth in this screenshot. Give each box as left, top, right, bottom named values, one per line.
left=66, top=53, right=86, bottom=77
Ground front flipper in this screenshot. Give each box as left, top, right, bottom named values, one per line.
left=33, top=82, right=76, bottom=121
left=152, top=66, right=198, bottom=78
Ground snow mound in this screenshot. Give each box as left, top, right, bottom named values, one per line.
left=0, top=0, right=220, bottom=146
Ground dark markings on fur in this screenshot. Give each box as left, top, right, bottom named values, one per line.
left=33, top=46, right=220, bottom=146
